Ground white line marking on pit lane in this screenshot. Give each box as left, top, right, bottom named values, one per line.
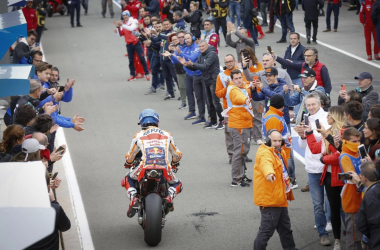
left=40, top=44, right=95, bottom=250
left=257, top=16, right=380, bottom=69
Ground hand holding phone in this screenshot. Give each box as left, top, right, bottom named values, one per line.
left=267, top=46, right=272, bottom=53
left=340, top=84, right=346, bottom=91
left=56, top=145, right=66, bottom=155
left=358, top=144, right=368, bottom=159
left=338, top=172, right=353, bottom=181
left=303, top=114, right=309, bottom=127
left=315, top=119, right=321, bottom=129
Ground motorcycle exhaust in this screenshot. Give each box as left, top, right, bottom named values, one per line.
left=147, top=170, right=158, bottom=178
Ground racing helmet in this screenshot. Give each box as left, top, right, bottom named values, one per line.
left=139, top=109, right=159, bottom=128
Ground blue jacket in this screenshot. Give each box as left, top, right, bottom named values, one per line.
left=170, top=42, right=202, bottom=76
left=39, top=81, right=75, bottom=128
left=173, top=18, right=187, bottom=31
left=145, top=0, right=160, bottom=16
left=155, top=28, right=175, bottom=61
left=251, top=78, right=291, bottom=124
left=283, top=43, right=305, bottom=80
left=284, top=81, right=325, bottom=114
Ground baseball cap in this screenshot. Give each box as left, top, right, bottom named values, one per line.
left=22, top=138, right=45, bottom=161
left=299, top=68, right=316, bottom=78
left=264, top=67, right=278, bottom=76
left=354, top=72, right=372, bottom=81
left=122, top=10, right=131, bottom=17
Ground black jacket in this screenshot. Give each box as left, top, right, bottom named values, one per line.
left=337, top=85, right=379, bottom=118
left=12, top=39, right=33, bottom=64
left=371, top=1, right=380, bottom=25
left=283, top=42, right=306, bottom=79
left=184, top=10, right=202, bottom=38
left=240, top=0, right=254, bottom=19
left=25, top=201, right=71, bottom=250
left=13, top=95, right=40, bottom=124
left=187, top=46, right=220, bottom=85
left=161, top=2, right=182, bottom=23
left=274, top=0, right=295, bottom=16
left=356, top=182, right=380, bottom=249
left=302, top=0, right=324, bottom=20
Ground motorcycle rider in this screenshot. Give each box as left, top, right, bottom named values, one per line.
left=124, top=109, right=183, bottom=218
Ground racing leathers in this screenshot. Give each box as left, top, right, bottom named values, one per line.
left=124, top=126, right=183, bottom=212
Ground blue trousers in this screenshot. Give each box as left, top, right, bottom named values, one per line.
left=278, top=13, right=295, bottom=41
left=326, top=4, right=340, bottom=30
left=70, top=1, right=81, bottom=25
left=243, top=15, right=258, bottom=43
left=229, top=2, right=241, bottom=27
left=150, top=55, right=161, bottom=89
left=308, top=173, right=328, bottom=237
left=161, top=59, right=177, bottom=96
left=126, top=42, right=149, bottom=77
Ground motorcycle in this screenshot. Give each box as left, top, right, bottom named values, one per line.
left=46, top=0, right=66, bottom=17
left=121, top=155, right=179, bottom=246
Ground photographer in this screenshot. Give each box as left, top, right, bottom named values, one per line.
left=306, top=106, right=346, bottom=249
left=351, top=161, right=380, bottom=250
left=338, top=127, right=364, bottom=250
left=166, top=33, right=187, bottom=109
left=183, top=2, right=202, bottom=39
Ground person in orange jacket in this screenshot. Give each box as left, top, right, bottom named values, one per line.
left=215, top=54, right=247, bottom=163
left=339, top=127, right=364, bottom=250
left=22, top=0, right=37, bottom=31
left=222, top=69, right=253, bottom=187
left=253, top=129, right=296, bottom=250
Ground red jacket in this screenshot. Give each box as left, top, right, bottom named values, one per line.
left=117, top=19, right=139, bottom=45
left=22, top=7, right=37, bottom=31
left=301, top=60, right=325, bottom=89
left=306, top=133, right=344, bottom=187
left=360, top=0, right=375, bottom=26
left=125, top=0, right=142, bottom=19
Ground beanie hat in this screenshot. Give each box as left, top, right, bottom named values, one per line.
left=270, top=94, right=285, bottom=109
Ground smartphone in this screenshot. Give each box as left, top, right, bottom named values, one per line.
left=340, top=84, right=345, bottom=91
left=304, top=114, right=309, bottom=127
left=267, top=46, right=272, bottom=53
left=334, top=129, right=339, bottom=137
left=253, top=75, right=259, bottom=82
left=56, top=145, right=65, bottom=155
left=58, top=86, right=65, bottom=92
left=243, top=51, right=250, bottom=60
left=290, top=84, right=295, bottom=90
left=358, top=144, right=367, bottom=159
left=51, top=93, right=54, bottom=102
left=338, top=172, right=352, bottom=181
left=52, top=172, right=58, bottom=180
left=315, top=119, right=321, bottom=129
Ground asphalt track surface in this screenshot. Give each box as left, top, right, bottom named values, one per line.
left=42, top=5, right=380, bottom=250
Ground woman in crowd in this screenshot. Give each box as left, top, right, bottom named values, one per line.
left=241, top=46, right=264, bottom=145
left=0, top=125, right=25, bottom=162
left=12, top=138, right=44, bottom=163
left=363, top=118, right=380, bottom=160
left=368, top=106, right=380, bottom=119
left=183, top=1, right=202, bottom=39
left=307, top=106, right=346, bottom=250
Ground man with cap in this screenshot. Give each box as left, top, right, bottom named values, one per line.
left=20, top=138, right=45, bottom=162
left=114, top=11, right=150, bottom=82
left=283, top=68, right=326, bottom=125
left=252, top=69, right=297, bottom=188
left=338, top=72, right=379, bottom=116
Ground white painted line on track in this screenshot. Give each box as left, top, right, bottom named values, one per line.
left=257, top=16, right=380, bottom=69
left=40, top=44, right=95, bottom=250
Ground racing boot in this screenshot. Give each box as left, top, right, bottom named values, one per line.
left=127, top=196, right=139, bottom=218
left=127, top=188, right=139, bottom=218
left=164, top=187, right=176, bottom=214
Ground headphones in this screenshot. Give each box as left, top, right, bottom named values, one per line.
left=264, top=129, right=285, bottom=147
left=185, top=32, right=196, bottom=42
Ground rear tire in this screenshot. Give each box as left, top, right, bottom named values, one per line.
left=144, top=193, right=163, bottom=246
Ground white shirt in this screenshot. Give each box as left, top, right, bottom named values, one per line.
left=291, top=43, right=299, bottom=57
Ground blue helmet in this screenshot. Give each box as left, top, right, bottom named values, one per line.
left=139, top=109, right=159, bottom=127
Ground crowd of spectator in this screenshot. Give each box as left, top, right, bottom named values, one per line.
left=112, top=1, right=380, bottom=248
